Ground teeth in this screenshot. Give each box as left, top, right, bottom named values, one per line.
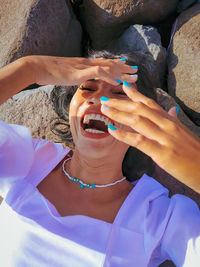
left=85, top=129, right=105, bottom=133
left=83, top=114, right=111, bottom=125
left=83, top=116, right=89, bottom=124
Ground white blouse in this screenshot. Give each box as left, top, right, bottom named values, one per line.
left=0, top=120, right=200, bottom=267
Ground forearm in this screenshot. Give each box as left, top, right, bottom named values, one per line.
left=0, top=57, right=35, bottom=105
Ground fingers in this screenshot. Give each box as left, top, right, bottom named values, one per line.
left=100, top=97, right=174, bottom=130
left=88, top=58, right=138, bottom=75
left=79, top=58, right=138, bottom=85
left=77, top=66, right=138, bottom=86
left=101, top=104, right=167, bottom=143
left=106, top=126, right=163, bottom=159
left=122, top=82, right=160, bottom=110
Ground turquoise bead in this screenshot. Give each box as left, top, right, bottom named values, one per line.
left=80, top=184, right=84, bottom=189
left=72, top=177, right=75, bottom=181
left=86, top=184, right=90, bottom=188
left=76, top=179, right=80, bottom=183
left=91, top=184, right=96, bottom=188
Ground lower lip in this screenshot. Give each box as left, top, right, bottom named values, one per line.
left=80, top=126, right=110, bottom=139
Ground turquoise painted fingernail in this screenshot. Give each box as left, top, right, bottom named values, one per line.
left=123, top=81, right=131, bottom=87
left=132, top=65, right=138, bottom=69
left=115, top=78, right=122, bottom=84
left=108, top=124, right=117, bottom=131
left=100, top=96, right=110, bottom=101
left=176, top=106, right=179, bottom=115
left=120, top=58, right=126, bottom=61
left=130, top=74, right=138, bottom=79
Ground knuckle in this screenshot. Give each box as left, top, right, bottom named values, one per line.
left=134, top=102, right=143, bottom=110
left=164, top=145, right=178, bottom=162
left=145, top=98, right=156, bottom=107
left=120, top=130, right=129, bottom=139
left=131, top=114, right=141, bottom=125
left=135, top=134, right=145, bottom=147
left=105, top=66, right=111, bottom=72
left=94, top=66, right=101, bottom=75
left=167, top=121, right=180, bottom=133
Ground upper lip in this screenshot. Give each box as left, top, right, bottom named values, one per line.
left=81, top=108, right=113, bottom=123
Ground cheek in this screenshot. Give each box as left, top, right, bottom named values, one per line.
left=70, top=98, right=78, bottom=113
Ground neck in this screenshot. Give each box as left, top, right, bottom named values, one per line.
left=63, top=149, right=134, bottom=204
left=67, top=149, right=125, bottom=186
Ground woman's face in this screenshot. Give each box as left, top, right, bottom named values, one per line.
left=69, top=79, right=132, bottom=158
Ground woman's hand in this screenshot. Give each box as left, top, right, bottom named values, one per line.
left=0, top=55, right=137, bottom=105
left=100, top=82, right=200, bottom=193
left=28, top=55, right=138, bottom=86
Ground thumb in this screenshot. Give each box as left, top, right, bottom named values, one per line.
left=168, top=105, right=179, bottom=118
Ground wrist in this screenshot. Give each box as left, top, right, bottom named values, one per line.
left=19, top=56, right=37, bottom=84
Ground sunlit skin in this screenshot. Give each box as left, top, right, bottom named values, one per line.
left=1, top=55, right=200, bottom=220
left=67, top=80, right=134, bottom=193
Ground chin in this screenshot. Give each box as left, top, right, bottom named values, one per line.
left=75, top=133, right=127, bottom=160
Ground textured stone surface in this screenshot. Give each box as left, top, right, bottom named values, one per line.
left=77, top=0, right=178, bottom=49
left=177, top=0, right=199, bottom=12
left=0, top=0, right=82, bottom=67
left=0, top=86, right=61, bottom=142
left=168, top=4, right=200, bottom=126
left=106, top=24, right=166, bottom=88
left=156, top=88, right=200, bottom=137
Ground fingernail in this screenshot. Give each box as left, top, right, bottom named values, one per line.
left=108, top=124, right=117, bottom=131
left=176, top=106, right=179, bottom=115
left=131, top=66, right=138, bottom=69
left=100, top=96, right=110, bottom=101
left=115, top=78, right=122, bottom=84
left=120, top=58, right=126, bottom=62
left=102, top=104, right=110, bottom=110
left=130, top=74, right=138, bottom=79
left=123, top=81, right=131, bottom=87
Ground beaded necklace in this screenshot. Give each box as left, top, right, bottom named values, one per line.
left=62, top=158, right=126, bottom=189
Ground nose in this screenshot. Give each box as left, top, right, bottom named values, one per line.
left=85, top=81, right=110, bottom=105
left=86, top=97, right=100, bottom=105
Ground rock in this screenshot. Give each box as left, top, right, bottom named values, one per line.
left=168, top=4, right=200, bottom=126
left=156, top=88, right=200, bottom=137
left=177, top=0, right=198, bottom=13
left=0, top=85, right=63, bottom=143
left=77, top=0, right=178, bottom=49
left=106, top=24, right=166, bottom=88
left=0, top=0, right=82, bottom=67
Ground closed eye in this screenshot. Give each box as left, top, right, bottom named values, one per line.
left=80, top=86, right=95, bottom=91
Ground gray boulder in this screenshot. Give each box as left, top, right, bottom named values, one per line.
left=77, top=0, right=178, bottom=49
left=106, top=24, right=167, bottom=88
left=156, top=88, right=200, bottom=137
left=0, top=0, right=82, bottom=67
left=0, top=86, right=61, bottom=142
left=177, top=0, right=199, bottom=12
left=168, top=4, right=200, bottom=126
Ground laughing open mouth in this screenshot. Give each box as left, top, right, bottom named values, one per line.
left=81, top=113, right=112, bottom=133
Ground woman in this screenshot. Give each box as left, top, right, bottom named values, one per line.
left=0, top=52, right=200, bottom=267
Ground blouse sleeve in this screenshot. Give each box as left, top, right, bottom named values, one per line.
left=0, top=120, right=35, bottom=198
left=160, top=194, right=200, bottom=267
